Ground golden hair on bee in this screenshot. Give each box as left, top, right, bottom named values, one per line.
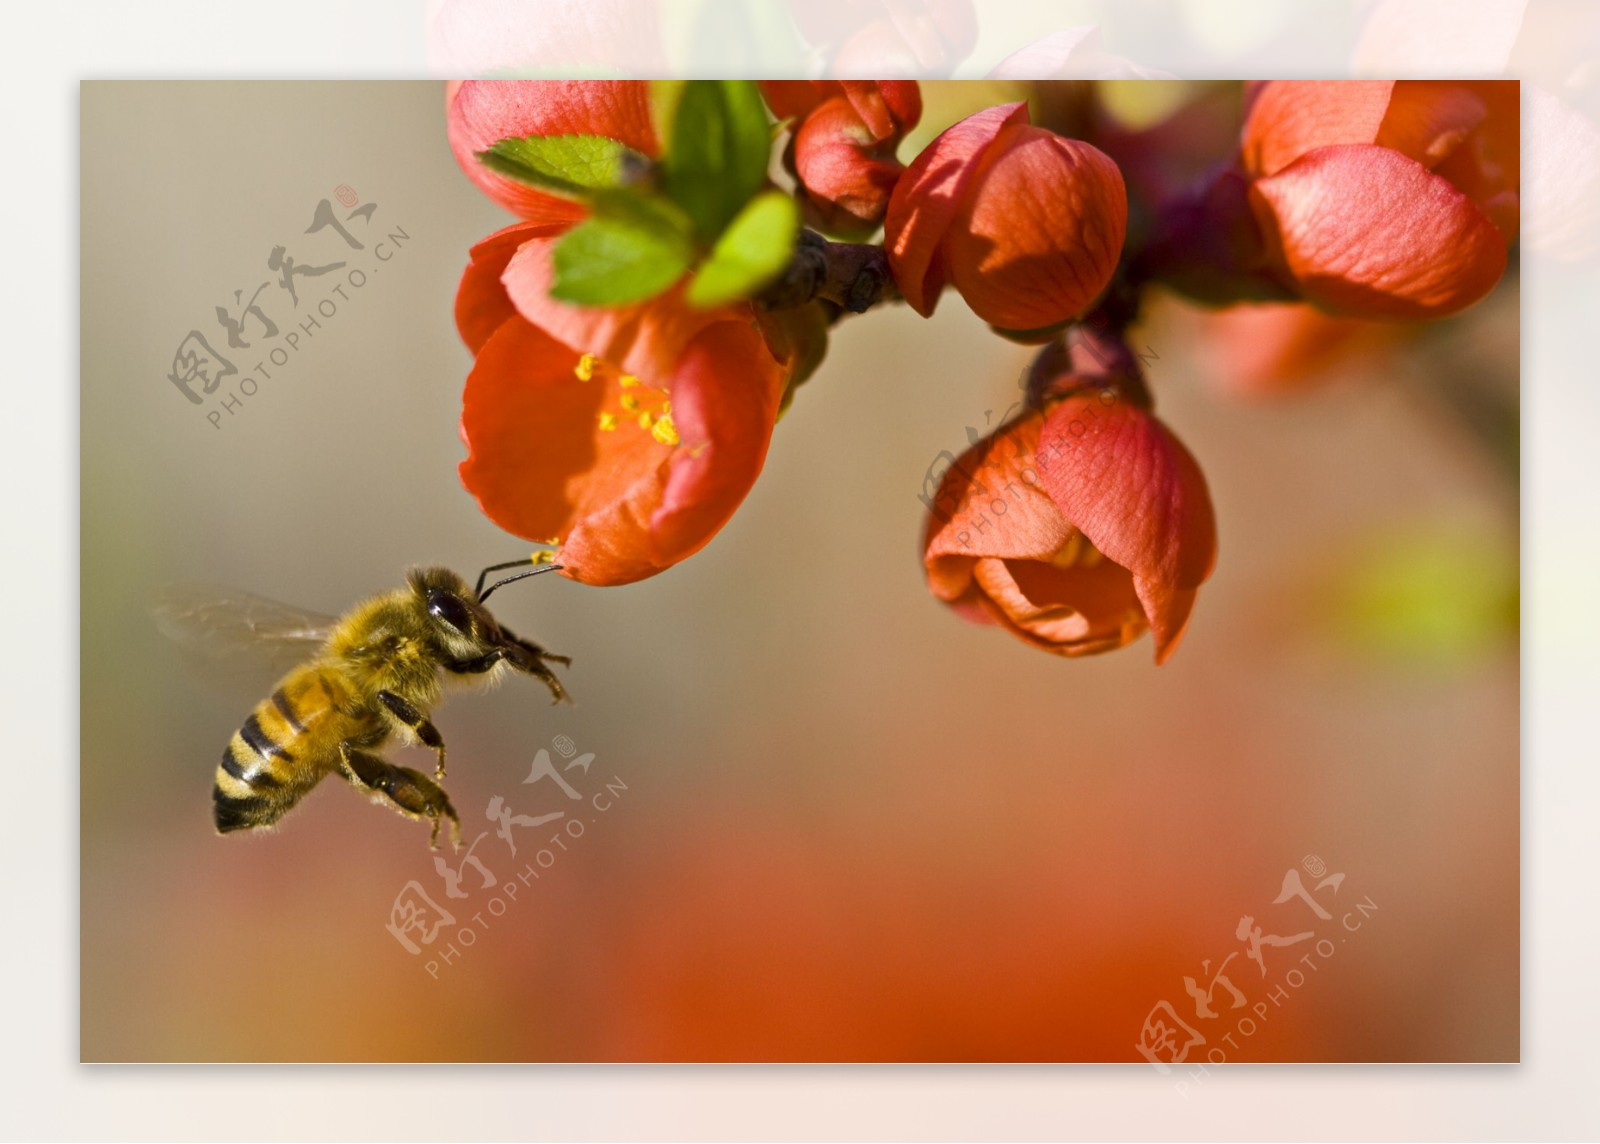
left=154, top=556, right=569, bottom=849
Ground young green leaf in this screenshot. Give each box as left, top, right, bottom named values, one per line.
left=478, top=134, right=646, bottom=198
left=661, top=80, right=773, bottom=240
left=551, top=192, right=695, bottom=306
left=686, top=191, right=800, bottom=308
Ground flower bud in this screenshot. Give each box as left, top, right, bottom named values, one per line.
left=923, top=377, right=1215, bottom=663
left=765, top=81, right=921, bottom=239
left=1241, top=80, right=1518, bottom=318
left=885, top=102, right=1127, bottom=336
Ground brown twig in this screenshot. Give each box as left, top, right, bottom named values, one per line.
left=757, top=230, right=900, bottom=314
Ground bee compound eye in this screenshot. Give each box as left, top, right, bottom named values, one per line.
left=427, top=590, right=472, bottom=632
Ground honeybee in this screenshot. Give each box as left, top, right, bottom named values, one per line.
left=153, top=558, right=570, bottom=848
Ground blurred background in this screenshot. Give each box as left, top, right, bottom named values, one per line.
left=81, top=81, right=1517, bottom=1062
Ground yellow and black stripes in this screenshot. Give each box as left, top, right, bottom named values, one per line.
left=271, top=686, right=307, bottom=733
left=211, top=670, right=342, bottom=834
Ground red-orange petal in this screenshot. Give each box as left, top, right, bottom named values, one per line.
left=649, top=321, right=787, bottom=567
left=1375, top=81, right=1488, bottom=169
left=838, top=79, right=921, bottom=141
left=1240, top=80, right=1395, bottom=178
left=447, top=79, right=659, bottom=223
left=760, top=80, right=828, bottom=122
left=1036, top=395, right=1216, bottom=663
left=943, top=124, right=1126, bottom=331
left=970, top=557, right=1146, bottom=657
left=459, top=314, right=784, bottom=586
left=459, top=316, right=614, bottom=552
left=923, top=412, right=1075, bottom=594
left=500, top=234, right=719, bottom=384
left=455, top=221, right=566, bottom=354
left=884, top=101, right=1029, bottom=316
left=793, top=96, right=904, bottom=234
left=1249, top=143, right=1508, bottom=319
left=921, top=413, right=1148, bottom=657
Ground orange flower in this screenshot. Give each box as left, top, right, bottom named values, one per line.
left=448, top=80, right=799, bottom=585
left=923, top=373, right=1215, bottom=663
left=458, top=231, right=788, bottom=586
left=885, top=102, right=1127, bottom=336
left=445, top=79, right=659, bottom=226
left=1240, top=80, right=1518, bottom=319
left=763, top=80, right=922, bottom=239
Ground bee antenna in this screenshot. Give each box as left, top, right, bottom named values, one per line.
left=478, top=563, right=564, bottom=604
left=473, top=555, right=554, bottom=600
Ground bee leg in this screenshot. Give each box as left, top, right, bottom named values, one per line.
left=451, top=643, right=571, bottom=705
left=375, top=690, right=447, bottom=780
left=498, top=628, right=573, bottom=704
left=339, top=746, right=462, bottom=850
left=446, top=649, right=507, bottom=674
left=527, top=661, right=570, bottom=705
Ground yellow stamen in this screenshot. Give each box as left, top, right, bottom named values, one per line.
left=661, top=400, right=672, bottom=415
left=574, top=353, right=597, bottom=382
left=532, top=549, right=559, bottom=564
left=619, top=374, right=640, bottom=388
left=638, top=411, right=654, bottom=430
left=619, top=394, right=640, bottom=412
left=597, top=411, right=618, bottom=432
left=650, top=412, right=679, bottom=445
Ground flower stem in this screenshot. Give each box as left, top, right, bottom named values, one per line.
left=757, top=230, right=900, bottom=314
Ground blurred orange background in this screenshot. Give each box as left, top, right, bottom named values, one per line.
left=80, top=81, right=1517, bottom=1062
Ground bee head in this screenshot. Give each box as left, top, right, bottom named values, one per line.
left=406, top=559, right=564, bottom=655
left=408, top=567, right=498, bottom=651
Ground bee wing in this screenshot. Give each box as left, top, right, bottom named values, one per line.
left=150, top=583, right=339, bottom=693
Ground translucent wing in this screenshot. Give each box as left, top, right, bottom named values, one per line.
left=150, top=583, right=339, bottom=693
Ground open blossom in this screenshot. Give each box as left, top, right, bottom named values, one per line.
left=1241, top=80, right=1518, bottom=319
left=458, top=227, right=788, bottom=585
left=449, top=80, right=792, bottom=585
left=885, top=102, right=1127, bottom=336
left=762, top=81, right=921, bottom=238
left=923, top=364, right=1216, bottom=663
left=446, top=79, right=659, bottom=226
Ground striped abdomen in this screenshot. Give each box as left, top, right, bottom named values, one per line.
left=213, top=666, right=349, bottom=834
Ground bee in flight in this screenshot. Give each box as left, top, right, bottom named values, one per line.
left=153, top=558, right=570, bottom=848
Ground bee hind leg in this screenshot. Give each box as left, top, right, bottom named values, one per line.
left=339, top=746, right=461, bottom=850
left=375, top=690, right=447, bottom=780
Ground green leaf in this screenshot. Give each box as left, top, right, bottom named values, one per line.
left=661, top=80, right=773, bottom=240
left=685, top=191, right=799, bottom=308
left=477, top=134, right=646, bottom=198
left=648, top=80, right=686, bottom=154
left=550, top=191, right=695, bottom=306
